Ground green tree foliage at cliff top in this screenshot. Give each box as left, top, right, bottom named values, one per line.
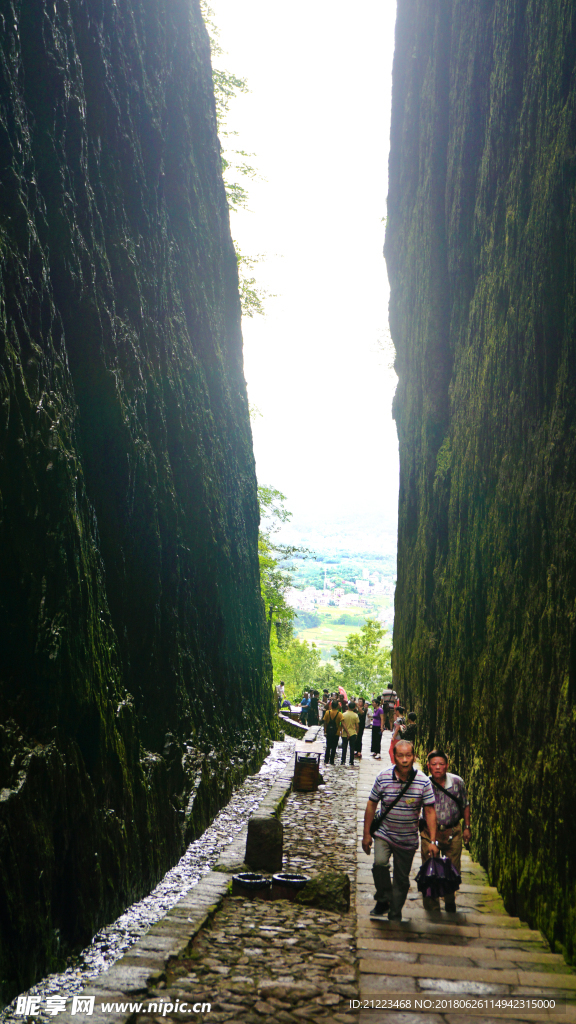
left=200, top=1, right=268, bottom=318
left=274, top=638, right=322, bottom=702
left=334, top=619, right=392, bottom=697
left=257, top=486, right=320, bottom=699
left=258, top=485, right=308, bottom=640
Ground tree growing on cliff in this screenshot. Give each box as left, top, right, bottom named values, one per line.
left=273, top=637, right=322, bottom=701
left=333, top=619, right=392, bottom=695
left=201, top=1, right=269, bottom=318
left=258, top=485, right=300, bottom=640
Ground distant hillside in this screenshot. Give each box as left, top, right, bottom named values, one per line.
left=277, top=508, right=398, bottom=557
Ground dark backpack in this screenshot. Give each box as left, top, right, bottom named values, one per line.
left=326, top=713, right=340, bottom=739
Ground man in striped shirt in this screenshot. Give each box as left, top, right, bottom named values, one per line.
left=362, top=741, right=438, bottom=920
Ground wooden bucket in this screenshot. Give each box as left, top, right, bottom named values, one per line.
left=293, top=752, right=321, bottom=791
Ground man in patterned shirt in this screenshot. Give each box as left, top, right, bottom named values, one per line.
left=420, top=749, right=471, bottom=913
left=362, top=740, right=438, bottom=920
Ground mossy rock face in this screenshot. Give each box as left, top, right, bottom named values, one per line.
left=295, top=872, right=351, bottom=913
left=386, top=0, right=576, bottom=965
left=0, top=0, right=273, bottom=1005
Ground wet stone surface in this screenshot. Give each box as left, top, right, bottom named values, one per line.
left=141, top=897, right=359, bottom=1023
left=1, top=742, right=296, bottom=1024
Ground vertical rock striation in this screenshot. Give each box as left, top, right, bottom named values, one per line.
left=0, top=0, right=273, bottom=1002
left=386, top=0, right=576, bottom=960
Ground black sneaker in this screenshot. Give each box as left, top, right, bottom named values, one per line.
left=370, top=901, right=389, bottom=917
left=388, top=912, right=402, bottom=922
left=445, top=899, right=457, bottom=913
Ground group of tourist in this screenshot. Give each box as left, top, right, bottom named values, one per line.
left=281, top=676, right=471, bottom=925
left=320, top=696, right=368, bottom=765
left=316, top=688, right=419, bottom=771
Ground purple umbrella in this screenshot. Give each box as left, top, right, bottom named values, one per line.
left=415, top=855, right=461, bottom=900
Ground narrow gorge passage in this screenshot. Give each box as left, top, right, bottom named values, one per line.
left=1, top=0, right=576, bottom=1015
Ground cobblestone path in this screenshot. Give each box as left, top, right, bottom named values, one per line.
left=355, top=736, right=576, bottom=1023
left=282, top=758, right=359, bottom=897
left=130, top=740, right=362, bottom=1023
left=153, top=896, right=357, bottom=1023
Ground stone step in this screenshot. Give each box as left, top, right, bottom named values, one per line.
left=359, top=957, right=576, bottom=990
left=357, top=937, right=566, bottom=965
left=357, top=881, right=504, bottom=905
left=359, top=916, right=545, bottom=942
left=354, top=750, right=575, bottom=1019
left=357, top=905, right=535, bottom=930
left=360, top=975, right=576, bottom=1001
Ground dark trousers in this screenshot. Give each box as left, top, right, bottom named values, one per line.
left=324, top=736, right=338, bottom=764
left=371, top=727, right=382, bottom=754
left=341, top=734, right=356, bottom=764
left=357, top=725, right=365, bottom=752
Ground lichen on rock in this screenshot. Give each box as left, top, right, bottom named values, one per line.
left=386, top=0, right=576, bottom=964
left=0, top=0, right=273, bottom=1004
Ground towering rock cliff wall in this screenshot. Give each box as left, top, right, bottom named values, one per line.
left=386, top=0, right=576, bottom=960
left=0, top=0, right=273, bottom=1002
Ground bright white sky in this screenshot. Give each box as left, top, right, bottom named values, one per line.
left=209, top=0, right=399, bottom=538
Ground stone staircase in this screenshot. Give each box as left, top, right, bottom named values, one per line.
left=355, top=745, right=576, bottom=1022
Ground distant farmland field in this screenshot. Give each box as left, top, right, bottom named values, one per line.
left=294, top=601, right=393, bottom=661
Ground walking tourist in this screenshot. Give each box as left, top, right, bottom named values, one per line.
left=389, top=705, right=406, bottom=762
left=300, top=691, right=310, bottom=725
left=420, top=749, right=470, bottom=913
left=308, top=690, right=319, bottom=726
left=381, top=686, right=398, bottom=731
left=371, top=699, right=384, bottom=759
left=323, top=700, right=343, bottom=765
left=355, top=698, right=367, bottom=759
left=340, top=701, right=359, bottom=766
left=402, top=712, right=417, bottom=744
left=275, top=681, right=285, bottom=711
left=362, top=740, right=438, bottom=921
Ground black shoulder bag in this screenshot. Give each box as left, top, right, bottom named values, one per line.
left=370, top=768, right=417, bottom=837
